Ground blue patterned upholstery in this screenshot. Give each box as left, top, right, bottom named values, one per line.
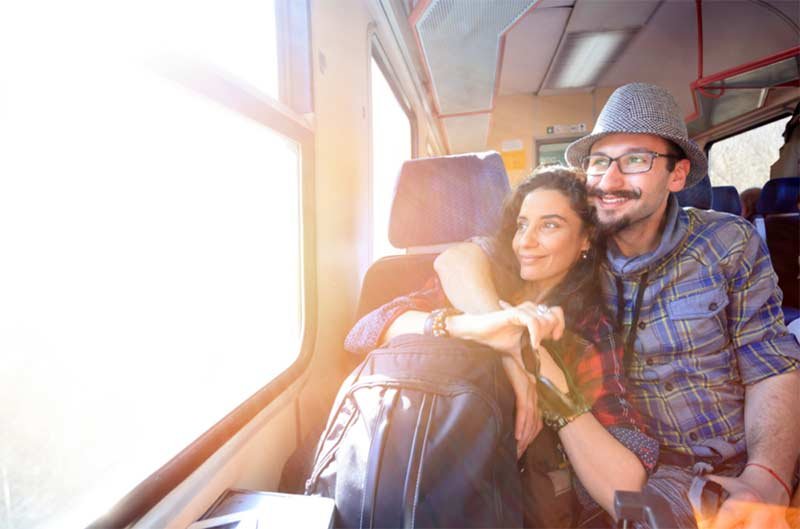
left=389, top=152, right=510, bottom=248
left=675, top=174, right=712, bottom=209
left=356, top=153, right=510, bottom=321
left=754, top=177, right=799, bottom=310
left=756, top=177, right=799, bottom=215
left=711, top=186, right=742, bottom=215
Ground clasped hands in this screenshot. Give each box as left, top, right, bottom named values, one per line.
left=458, top=300, right=568, bottom=458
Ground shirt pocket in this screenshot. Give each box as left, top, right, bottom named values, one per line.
left=667, top=287, right=728, bottom=320
left=665, top=286, right=729, bottom=355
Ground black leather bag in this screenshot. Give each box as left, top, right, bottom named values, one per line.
left=305, top=334, right=523, bottom=529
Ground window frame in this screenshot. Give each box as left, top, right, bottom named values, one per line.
left=368, top=36, right=418, bottom=264
left=704, top=112, right=793, bottom=157
left=87, top=1, right=317, bottom=527
left=370, top=38, right=418, bottom=156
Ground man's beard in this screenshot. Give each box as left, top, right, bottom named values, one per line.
left=588, top=188, right=643, bottom=235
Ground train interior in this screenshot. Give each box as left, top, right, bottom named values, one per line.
left=3, top=0, right=799, bottom=528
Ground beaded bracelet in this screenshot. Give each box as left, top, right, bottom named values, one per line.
left=744, top=463, right=792, bottom=500
left=423, top=308, right=462, bottom=337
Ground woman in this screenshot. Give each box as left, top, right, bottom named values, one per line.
left=345, top=166, right=658, bottom=521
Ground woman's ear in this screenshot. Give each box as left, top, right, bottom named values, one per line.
left=580, top=226, right=594, bottom=253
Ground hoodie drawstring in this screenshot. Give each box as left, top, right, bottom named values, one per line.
left=615, top=272, right=649, bottom=367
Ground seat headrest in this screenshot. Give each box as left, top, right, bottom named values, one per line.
left=388, top=152, right=510, bottom=248
left=757, top=177, right=799, bottom=215
left=675, top=173, right=712, bottom=209
left=711, top=186, right=742, bottom=215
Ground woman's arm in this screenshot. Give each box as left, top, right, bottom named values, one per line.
left=344, top=277, right=446, bottom=355
left=433, top=242, right=502, bottom=314
left=537, top=312, right=657, bottom=518
left=558, top=415, right=648, bottom=517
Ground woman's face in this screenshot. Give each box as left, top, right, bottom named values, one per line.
left=512, top=188, right=590, bottom=292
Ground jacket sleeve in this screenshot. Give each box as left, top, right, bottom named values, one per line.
left=721, top=219, right=800, bottom=384
left=570, top=309, right=659, bottom=474
left=344, top=277, right=447, bottom=356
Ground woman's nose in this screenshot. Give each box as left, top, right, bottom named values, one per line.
left=521, top=229, right=539, bottom=247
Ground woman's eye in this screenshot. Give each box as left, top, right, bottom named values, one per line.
left=516, top=221, right=527, bottom=232
left=627, top=154, right=646, bottom=164
left=542, top=221, right=559, bottom=229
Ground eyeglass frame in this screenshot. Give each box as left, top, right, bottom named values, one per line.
left=580, top=150, right=681, bottom=176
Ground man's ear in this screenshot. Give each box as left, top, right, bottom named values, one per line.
left=668, top=158, right=691, bottom=192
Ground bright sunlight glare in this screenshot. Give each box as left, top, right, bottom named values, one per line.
left=371, top=57, right=412, bottom=262
left=0, top=1, right=300, bottom=528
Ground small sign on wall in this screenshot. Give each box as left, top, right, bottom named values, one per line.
left=501, top=150, right=526, bottom=171
left=500, top=139, right=526, bottom=171
left=546, top=123, right=587, bottom=135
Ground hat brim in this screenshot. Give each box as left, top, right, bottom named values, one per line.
left=565, top=130, right=708, bottom=189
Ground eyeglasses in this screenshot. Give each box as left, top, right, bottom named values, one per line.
left=581, top=151, right=679, bottom=176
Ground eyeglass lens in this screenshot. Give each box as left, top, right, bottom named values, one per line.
left=583, top=153, right=655, bottom=175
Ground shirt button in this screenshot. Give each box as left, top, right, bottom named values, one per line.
left=646, top=358, right=654, bottom=365
left=689, top=433, right=699, bottom=441
left=708, top=302, right=718, bottom=311
left=638, top=321, right=646, bottom=330
left=665, top=382, right=674, bottom=391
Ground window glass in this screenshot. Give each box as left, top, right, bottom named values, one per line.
left=708, top=116, right=791, bottom=189
left=537, top=140, right=576, bottom=167
left=0, top=2, right=302, bottom=528
left=151, top=0, right=281, bottom=99
left=371, top=55, right=413, bottom=261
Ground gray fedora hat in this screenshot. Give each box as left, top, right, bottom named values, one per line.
left=565, top=83, right=707, bottom=188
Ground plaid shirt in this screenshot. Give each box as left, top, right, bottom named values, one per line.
left=345, top=276, right=658, bottom=472
left=604, top=204, right=800, bottom=458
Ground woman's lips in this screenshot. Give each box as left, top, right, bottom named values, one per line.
left=518, top=255, right=545, bottom=265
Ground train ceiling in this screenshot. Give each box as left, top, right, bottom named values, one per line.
left=405, top=0, right=800, bottom=153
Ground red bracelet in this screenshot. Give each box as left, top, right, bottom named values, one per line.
left=744, top=463, right=792, bottom=500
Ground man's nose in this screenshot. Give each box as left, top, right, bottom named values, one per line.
left=593, top=159, right=626, bottom=191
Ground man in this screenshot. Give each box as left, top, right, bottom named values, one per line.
left=434, top=83, right=800, bottom=528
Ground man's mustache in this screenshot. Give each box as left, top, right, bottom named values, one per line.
left=588, top=188, right=642, bottom=200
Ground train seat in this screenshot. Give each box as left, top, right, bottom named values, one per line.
left=754, top=177, right=799, bottom=319
left=675, top=173, right=712, bottom=209
left=355, top=151, right=509, bottom=319
left=711, top=185, right=742, bottom=215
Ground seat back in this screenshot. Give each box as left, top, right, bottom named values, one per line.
left=754, top=177, right=799, bottom=310
left=356, top=152, right=509, bottom=319
left=711, top=186, right=742, bottom=215
left=675, top=173, right=712, bottom=209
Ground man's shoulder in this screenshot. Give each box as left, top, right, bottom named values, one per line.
left=680, top=207, right=758, bottom=255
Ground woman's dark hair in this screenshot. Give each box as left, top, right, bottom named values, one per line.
left=493, top=165, right=602, bottom=319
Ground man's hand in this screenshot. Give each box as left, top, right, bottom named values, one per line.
left=706, top=474, right=790, bottom=529
left=500, top=354, right=543, bottom=458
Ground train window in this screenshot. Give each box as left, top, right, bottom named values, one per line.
left=2, top=1, right=310, bottom=528
left=370, top=46, right=414, bottom=261
left=536, top=139, right=580, bottom=167
left=708, top=115, right=791, bottom=189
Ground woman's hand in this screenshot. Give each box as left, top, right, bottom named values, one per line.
left=500, top=354, right=543, bottom=458
left=451, top=301, right=566, bottom=359
left=497, top=300, right=565, bottom=351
